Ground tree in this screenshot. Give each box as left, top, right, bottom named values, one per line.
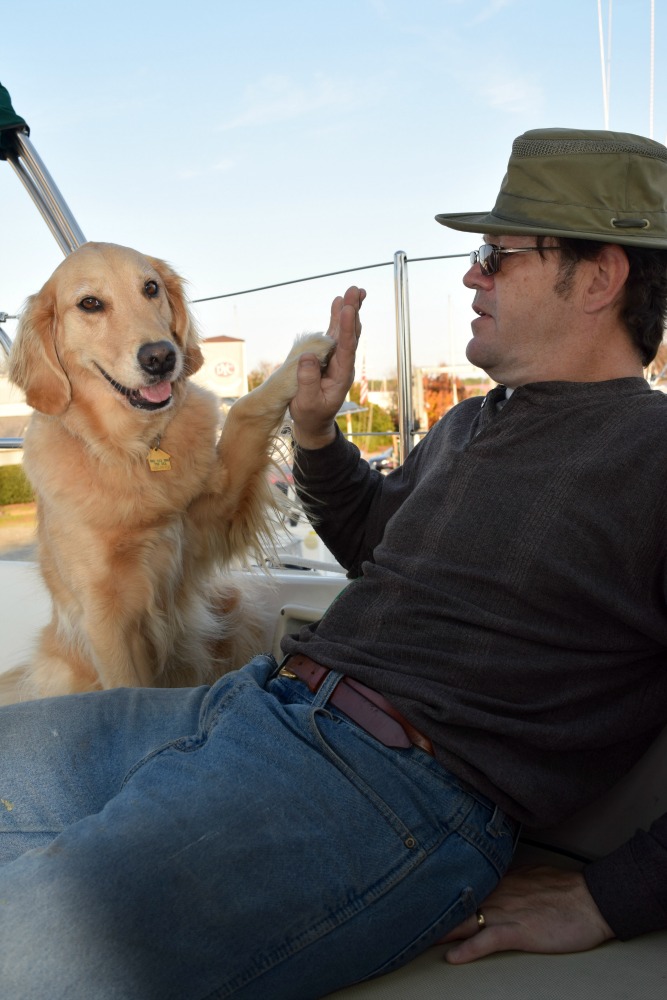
left=247, top=361, right=278, bottom=391
left=336, top=382, right=397, bottom=454
left=422, top=372, right=470, bottom=428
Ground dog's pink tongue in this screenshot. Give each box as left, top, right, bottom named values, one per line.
left=139, top=381, right=172, bottom=403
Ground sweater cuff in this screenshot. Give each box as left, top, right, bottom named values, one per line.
left=293, top=425, right=358, bottom=481
left=584, top=837, right=667, bottom=940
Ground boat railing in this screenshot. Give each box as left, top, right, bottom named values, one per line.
left=0, top=438, right=24, bottom=452
left=393, top=252, right=414, bottom=461
left=189, top=249, right=467, bottom=461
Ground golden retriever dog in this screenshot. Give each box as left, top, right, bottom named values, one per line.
left=8, top=242, right=332, bottom=697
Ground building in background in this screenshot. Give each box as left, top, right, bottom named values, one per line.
left=194, top=335, right=248, bottom=403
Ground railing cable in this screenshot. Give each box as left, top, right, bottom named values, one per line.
left=191, top=253, right=468, bottom=304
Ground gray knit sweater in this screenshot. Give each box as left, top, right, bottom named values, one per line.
left=282, top=378, right=667, bottom=939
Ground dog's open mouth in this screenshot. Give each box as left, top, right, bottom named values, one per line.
left=96, top=365, right=174, bottom=411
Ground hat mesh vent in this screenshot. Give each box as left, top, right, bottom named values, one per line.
left=513, top=137, right=667, bottom=162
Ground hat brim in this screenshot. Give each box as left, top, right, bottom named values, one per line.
left=435, top=211, right=667, bottom=249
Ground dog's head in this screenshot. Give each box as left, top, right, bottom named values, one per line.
left=8, top=242, right=204, bottom=416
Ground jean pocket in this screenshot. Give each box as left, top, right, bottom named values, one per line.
left=310, top=705, right=429, bottom=854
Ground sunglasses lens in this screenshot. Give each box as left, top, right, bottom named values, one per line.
left=478, top=245, right=497, bottom=275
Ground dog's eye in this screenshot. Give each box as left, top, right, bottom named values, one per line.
left=145, top=280, right=159, bottom=298
left=78, top=297, right=103, bottom=312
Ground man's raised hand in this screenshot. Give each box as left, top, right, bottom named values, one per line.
left=289, top=286, right=365, bottom=449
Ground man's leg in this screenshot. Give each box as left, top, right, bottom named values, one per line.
left=0, top=657, right=516, bottom=999
left=0, top=681, right=210, bottom=863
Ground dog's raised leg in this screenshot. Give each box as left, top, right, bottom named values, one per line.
left=187, top=334, right=333, bottom=566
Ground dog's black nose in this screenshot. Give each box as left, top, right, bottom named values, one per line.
left=137, top=340, right=177, bottom=378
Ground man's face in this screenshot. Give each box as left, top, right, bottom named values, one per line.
left=462, top=234, right=580, bottom=387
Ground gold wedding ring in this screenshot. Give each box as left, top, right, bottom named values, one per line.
left=476, top=909, right=486, bottom=931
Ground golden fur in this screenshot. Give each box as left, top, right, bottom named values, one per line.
left=8, top=242, right=332, bottom=697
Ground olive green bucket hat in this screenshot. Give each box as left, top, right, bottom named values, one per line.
left=436, top=127, right=667, bottom=248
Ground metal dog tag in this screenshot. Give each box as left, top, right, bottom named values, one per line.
left=147, top=447, right=172, bottom=472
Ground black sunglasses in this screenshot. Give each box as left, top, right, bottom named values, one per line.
left=469, top=243, right=560, bottom=276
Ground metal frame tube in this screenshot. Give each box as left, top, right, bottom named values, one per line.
left=7, top=132, right=85, bottom=254
left=393, top=251, right=415, bottom=461
left=0, top=326, right=12, bottom=359
left=1, top=131, right=86, bottom=451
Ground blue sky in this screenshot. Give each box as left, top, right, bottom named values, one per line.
left=1, top=0, right=663, bottom=375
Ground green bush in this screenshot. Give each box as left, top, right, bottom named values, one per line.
left=0, top=464, right=35, bottom=505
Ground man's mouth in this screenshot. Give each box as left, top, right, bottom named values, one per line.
left=96, top=365, right=174, bottom=411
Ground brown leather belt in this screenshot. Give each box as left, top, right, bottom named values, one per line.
left=280, top=654, right=435, bottom=756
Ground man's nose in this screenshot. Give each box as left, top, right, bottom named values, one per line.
left=463, top=261, right=492, bottom=289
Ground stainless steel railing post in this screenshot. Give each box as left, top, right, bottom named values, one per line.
left=7, top=131, right=86, bottom=254
left=393, top=251, right=415, bottom=461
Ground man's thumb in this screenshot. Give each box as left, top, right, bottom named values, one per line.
left=297, top=354, right=322, bottom=386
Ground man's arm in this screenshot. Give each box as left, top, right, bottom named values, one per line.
left=583, top=813, right=667, bottom=939
left=288, top=284, right=392, bottom=573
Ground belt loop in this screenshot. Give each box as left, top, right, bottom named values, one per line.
left=486, top=805, right=506, bottom=838
left=279, top=655, right=434, bottom=755
left=486, top=805, right=520, bottom=843
left=271, top=655, right=290, bottom=679
left=311, top=669, right=343, bottom=709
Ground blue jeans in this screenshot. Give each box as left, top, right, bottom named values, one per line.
left=0, top=656, right=517, bottom=999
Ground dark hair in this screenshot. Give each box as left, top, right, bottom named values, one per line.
left=538, top=236, right=667, bottom=366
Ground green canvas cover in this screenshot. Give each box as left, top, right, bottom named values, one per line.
left=0, top=82, right=29, bottom=157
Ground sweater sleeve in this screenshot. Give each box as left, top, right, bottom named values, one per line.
left=584, top=812, right=667, bottom=939
left=292, top=426, right=383, bottom=574
left=292, top=424, right=429, bottom=577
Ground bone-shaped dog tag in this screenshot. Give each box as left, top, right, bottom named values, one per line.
left=147, top=447, right=172, bottom=472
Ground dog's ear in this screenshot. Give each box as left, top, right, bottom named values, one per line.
left=8, top=285, right=72, bottom=415
left=148, top=256, right=205, bottom=377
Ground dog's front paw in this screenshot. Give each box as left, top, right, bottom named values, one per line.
left=265, top=333, right=334, bottom=402
left=241, top=333, right=334, bottom=424
left=285, top=333, right=334, bottom=368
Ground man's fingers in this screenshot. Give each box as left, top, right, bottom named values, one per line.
left=322, top=288, right=365, bottom=387
left=327, top=295, right=344, bottom=341
left=439, top=912, right=479, bottom=943
left=441, top=908, right=522, bottom=964
left=326, top=287, right=366, bottom=345
left=445, top=924, right=519, bottom=965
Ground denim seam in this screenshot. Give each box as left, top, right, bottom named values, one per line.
left=454, top=821, right=515, bottom=876
left=364, top=885, right=478, bottom=982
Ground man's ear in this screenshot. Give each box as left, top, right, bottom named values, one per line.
left=582, top=244, right=630, bottom=315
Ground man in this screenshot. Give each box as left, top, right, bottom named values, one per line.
left=1, top=128, right=666, bottom=998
